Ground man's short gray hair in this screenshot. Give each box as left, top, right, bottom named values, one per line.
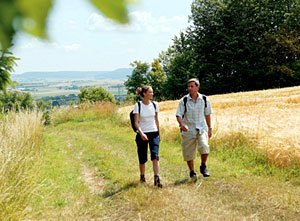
left=188, top=78, right=200, bottom=86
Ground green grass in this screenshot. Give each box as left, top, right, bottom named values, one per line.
left=21, top=105, right=300, bottom=219
left=210, top=132, right=300, bottom=182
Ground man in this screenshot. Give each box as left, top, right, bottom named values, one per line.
left=176, top=78, right=213, bottom=179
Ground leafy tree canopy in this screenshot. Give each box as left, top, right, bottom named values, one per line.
left=124, top=60, right=167, bottom=101
left=161, top=0, right=300, bottom=98
left=0, top=51, right=19, bottom=92
left=0, top=90, right=34, bottom=112
left=0, top=0, right=133, bottom=50
left=78, top=87, right=116, bottom=103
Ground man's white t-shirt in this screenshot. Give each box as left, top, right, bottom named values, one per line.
left=133, top=101, right=159, bottom=133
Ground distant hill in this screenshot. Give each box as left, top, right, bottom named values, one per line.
left=11, top=68, right=133, bottom=82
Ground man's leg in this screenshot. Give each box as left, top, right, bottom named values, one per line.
left=187, top=160, right=194, bottom=171
left=198, top=132, right=210, bottom=177
left=201, top=154, right=208, bottom=165
left=182, top=135, right=197, bottom=178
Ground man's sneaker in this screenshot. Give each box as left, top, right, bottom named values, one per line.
left=154, top=175, right=163, bottom=188
left=189, top=170, right=197, bottom=180
left=200, top=164, right=210, bottom=177
left=140, top=174, right=146, bottom=183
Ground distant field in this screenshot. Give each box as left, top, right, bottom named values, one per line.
left=13, top=80, right=127, bottom=99
left=32, top=90, right=80, bottom=99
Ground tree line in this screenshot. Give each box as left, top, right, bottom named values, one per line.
left=125, top=0, right=300, bottom=101
left=2, top=0, right=300, bottom=107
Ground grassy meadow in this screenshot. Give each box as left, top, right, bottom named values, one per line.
left=1, top=86, right=300, bottom=220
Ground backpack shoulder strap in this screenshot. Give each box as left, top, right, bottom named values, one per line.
left=183, top=95, right=188, bottom=113
left=182, top=95, right=188, bottom=119
left=151, top=101, right=157, bottom=111
left=202, top=94, right=207, bottom=108
left=138, top=101, right=141, bottom=114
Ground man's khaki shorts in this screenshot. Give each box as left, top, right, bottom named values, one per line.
left=181, top=132, right=210, bottom=161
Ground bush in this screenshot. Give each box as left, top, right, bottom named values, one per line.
left=36, top=100, right=52, bottom=111
left=42, top=110, right=51, bottom=125
left=78, top=87, right=116, bottom=104
left=0, top=91, right=34, bottom=112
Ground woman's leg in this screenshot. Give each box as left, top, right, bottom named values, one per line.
left=148, top=132, right=162, bottom=187
left=152, top=159, right=159, bottom=175
left=140, top=163, right=146, bottom=175
left=136, top=133, right=148, bottom=182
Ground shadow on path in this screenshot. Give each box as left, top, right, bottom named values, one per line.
left=102, top=181, right=139, bottom=198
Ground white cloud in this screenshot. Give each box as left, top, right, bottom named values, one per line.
left=21, top=38, right=40, bottom=49
left=20, top=38, right=81, bottom=52
left=63, top=43, right=81, bottom=52
left=86, top=11, right=189, bottom=33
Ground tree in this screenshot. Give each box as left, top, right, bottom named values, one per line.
left=36, top=100, right=51, bottom=111
left=0, top=0, right=131, bottom=50
left=161, top=33, right=199, bottom=99
left=78, top=87, right=116, bottom=103
left=124, top=59, right=167, bottom=101
left=147, top=59, right=166, bottom=101
left=0, top=51, right=19, bottom=92
left=163, top=0, right=300, bottom=98
left=0, top=91, right=34, bottom=112
left=259, top=30, right=300, bottom=88
left=124, top=61, right=149, bottom=96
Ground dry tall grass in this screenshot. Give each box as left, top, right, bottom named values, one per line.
left=94, top=101, right=117, bottom=118
left=161, top=86, right=300, bottom=167
left=120, top=86, right=300, bottom=167
left=0, top=111, right=43, bottom=219
left=51, top=102, right=118, bottom=126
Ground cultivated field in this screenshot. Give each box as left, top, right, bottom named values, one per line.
left=121, top=86, right=300, bottom=167
left=13, top=80, right=127, bottom=99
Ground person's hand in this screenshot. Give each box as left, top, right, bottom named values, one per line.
left=208, top=128, right=212, bottom=138
left=141, top=133, right=148, bottom=141
left=180, top=124, right=189, bottom=132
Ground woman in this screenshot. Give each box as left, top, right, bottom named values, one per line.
left=133, top=86, right=162, bottom=187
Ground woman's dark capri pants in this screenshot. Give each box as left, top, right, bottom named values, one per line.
left=135, top=131, right=160, bottom=164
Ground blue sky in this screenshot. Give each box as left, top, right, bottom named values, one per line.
left=12, top=0, right=194, bottom=74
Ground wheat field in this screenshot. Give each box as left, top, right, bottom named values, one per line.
left=121, top=86, right=300, bottom=167
left=0, top=111, right=43, bottom=219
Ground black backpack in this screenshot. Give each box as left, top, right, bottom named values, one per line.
left=182, top=94, right=207, bottom=119
left=130, top=101, right=157, bottom=133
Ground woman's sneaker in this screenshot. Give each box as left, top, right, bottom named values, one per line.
left=154, top=175, right=163, bottom=188
left=140, top=174, right=146, bottom=183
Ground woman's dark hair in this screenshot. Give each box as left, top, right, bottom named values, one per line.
left=136, top=85, right=152, bottom=97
